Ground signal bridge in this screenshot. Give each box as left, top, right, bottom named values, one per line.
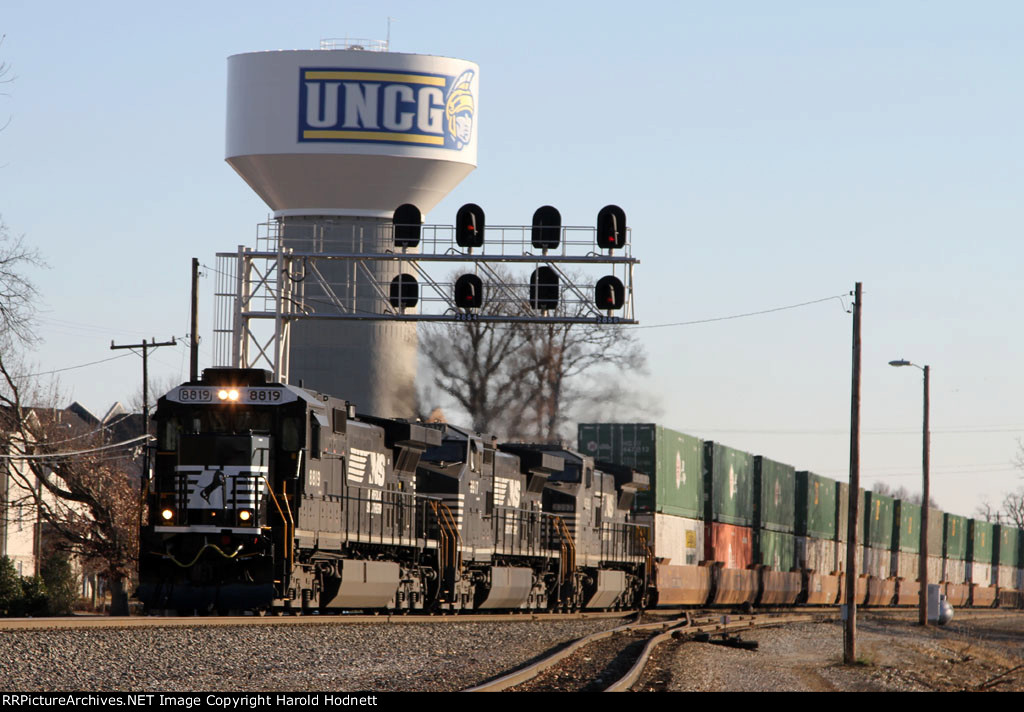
left=213, top=204, right=640, bottom=383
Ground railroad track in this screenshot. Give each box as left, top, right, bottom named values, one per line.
left=0, top=609, right=639, bottom=631
left=465, top=611, right=818, bottom=692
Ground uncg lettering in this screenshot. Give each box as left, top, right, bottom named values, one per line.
left=304, top=81, right=444, bottom=135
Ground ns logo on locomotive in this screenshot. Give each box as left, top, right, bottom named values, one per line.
left=137, top=368, right=650, bottom=614
left=299, top=67, right=475, bottom=150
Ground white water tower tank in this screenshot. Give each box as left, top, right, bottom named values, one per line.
left=225, top=44, right=479, bottom=415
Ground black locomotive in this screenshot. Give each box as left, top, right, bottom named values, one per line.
left=136, top=368, right=649, bottom=613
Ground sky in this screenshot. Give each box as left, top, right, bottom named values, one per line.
left=2, top=1, right=1022, bottom=519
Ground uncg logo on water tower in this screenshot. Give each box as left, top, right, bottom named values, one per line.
left=298, top=67, right=475, bottom=150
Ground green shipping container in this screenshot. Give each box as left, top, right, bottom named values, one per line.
left=795, top=471, right=837, bottom=540
left=756, top=528, right=796, bottom=571
left=754, top=456, right=795, bottom=533
left=995, top=525, right=1021, bottom=567
left=577, top=423, right=703, bottom=518
left=895, top=500, right=920, bottom=553
left=837, top=484, right=866, bottom=543
left=703, top=441, right=754, bottom=526
left=968, top=519, right=994, bottom=565
left=927, top=508, right=944, bottom=554
left=863, top=492, right=895, bottom=550
left=945, top=513, right=968, bottom=561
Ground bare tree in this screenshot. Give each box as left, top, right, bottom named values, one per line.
left=0, top=218, right=140, bottom=614
left=1000, top=490, right=1024, bottom=529
left=871, top=481, right=939, bottom=509
left=0, top=221, right=43, bottom=346
left=420, top=273, right=652, bottom=442
left=975, top=500, right=1003, bottom=525
left=0, top=35, right=13, bottom=134
left=420, top=311, right=533, bottom=436
left=0, top=394, right=142, bottom=614
left=972, top=442, right=1024, bottom=528
left=512, top=318, right=647, bottom=442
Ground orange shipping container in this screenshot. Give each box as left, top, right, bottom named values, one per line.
left=705, top=522, right=754, bottom=569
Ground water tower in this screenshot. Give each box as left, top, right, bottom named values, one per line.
left=225, top=41, right=478, bottom=416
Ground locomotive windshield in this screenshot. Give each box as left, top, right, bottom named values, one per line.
left=158, top=408, right=299, bottom=450
left=180, top=433, right=267, bottom=467
left=422, top=440, right=467, bottom=465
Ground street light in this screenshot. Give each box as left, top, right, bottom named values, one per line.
left=889, top=358, right=930, bottom=626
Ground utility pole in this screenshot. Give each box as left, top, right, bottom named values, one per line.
left=109, top=335, right=175, bottom=616
left=844, top=282, right=862, bottom=664
left=190, top=258, right=201, bottom=382
left=921, top=365, right=930, bottom=625
left=888, top=358, right=931, bottom=624
left=110, top=337, right=177, bottom=478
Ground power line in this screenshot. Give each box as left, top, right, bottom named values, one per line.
left=684, top=426, right=1024, bottom=435
left=630, top=294, right=848, bottom=329
left=17, top=353, right=134, bottom=378
left=0, top=434, right=152, bottom=460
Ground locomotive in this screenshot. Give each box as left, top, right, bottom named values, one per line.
left=136, top=368, right=650, bottom=613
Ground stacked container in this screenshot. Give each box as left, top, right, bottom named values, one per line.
left=795, top=471, right=841, bottom=604
left=703, top=442, right=756, bottom=604
left=863, top=492, right=895, bottom=578
left=942, top=513, right=969, bottom=605
left=926, top=507, right=945, bottom=585
left=837, top=484, right=868, bottom=603
left=967, top=519, right=996, bottom=607
left=994, top=524, right=1021, bottom=607
left=577, top=423, right=709, bottom=604
left=862, top=491, right=895, bottom=605
left=893, top=501, right=919, bottom=605
left=753, top=456, right=800, bottom=603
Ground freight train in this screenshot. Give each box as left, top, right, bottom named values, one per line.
left=136, top=368, right=650, bottom=613
left=578, top=423, right=1023, bottom=611
left=136, top=369, right=1023, bottom=614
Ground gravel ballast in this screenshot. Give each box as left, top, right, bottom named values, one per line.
left=0, top=619, right=624, bottom=692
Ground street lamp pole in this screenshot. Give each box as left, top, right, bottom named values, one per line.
left=889, top=359, right=930, bottom=626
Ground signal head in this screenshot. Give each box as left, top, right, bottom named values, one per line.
left=393, top=203, right=422, bottom=248
left=595, top=275, right=625, bottom=310
left=454, top=274, right=484, bottom=310
left=531, top=205, right=562, bottom=250
left=389, top=273, right=419, bottom=309
left=456, top=203, right=485, bottom=248
left=529, top=266, right=560, bottom=311
left=596, top=205, right=627, bottom=250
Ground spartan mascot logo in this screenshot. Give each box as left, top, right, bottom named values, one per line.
left=445, top=69, right=475, bottom=150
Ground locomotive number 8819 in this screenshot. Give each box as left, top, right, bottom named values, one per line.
left=137, top=368, right=650, bottom=614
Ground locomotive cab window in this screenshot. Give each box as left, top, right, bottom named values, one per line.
left=158, top=417, right=181, bottom=451
left=332, top=408, right=347, bottom=434
left=281, top=415, right=301, bottom=452
left=310, top=411, right=321, bottom=459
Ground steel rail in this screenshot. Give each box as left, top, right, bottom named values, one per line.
left=606, top=612, right=815, bottom=692
left=463, top=611, right=820, bottom=692
left=0, top=609, right=637, bottom=631
left=463, top=613, right=693, bottom=692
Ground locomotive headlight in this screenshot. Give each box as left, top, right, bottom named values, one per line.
left=218, top=389, right=228, bottom=400
left=218, top=388, right=240, bottom=401
left=161, top=508, right=174, bottom=522
left=239, top=509, right=252, bottom=522
left=228, top=389, right=239, bottom=401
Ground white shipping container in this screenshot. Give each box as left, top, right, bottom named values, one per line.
left=796, top=536, right=837, bottom=573
left=896, top=551, right=919, bottom=580
left=863, top=546, right=892, bottom=579
left=943, top=557, right=966, bottom=583
left=967, top=562, right=992, bottom=585
left=838, top=541, right=868, bottom=574
left=651, top=513, right=704, bottom=566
